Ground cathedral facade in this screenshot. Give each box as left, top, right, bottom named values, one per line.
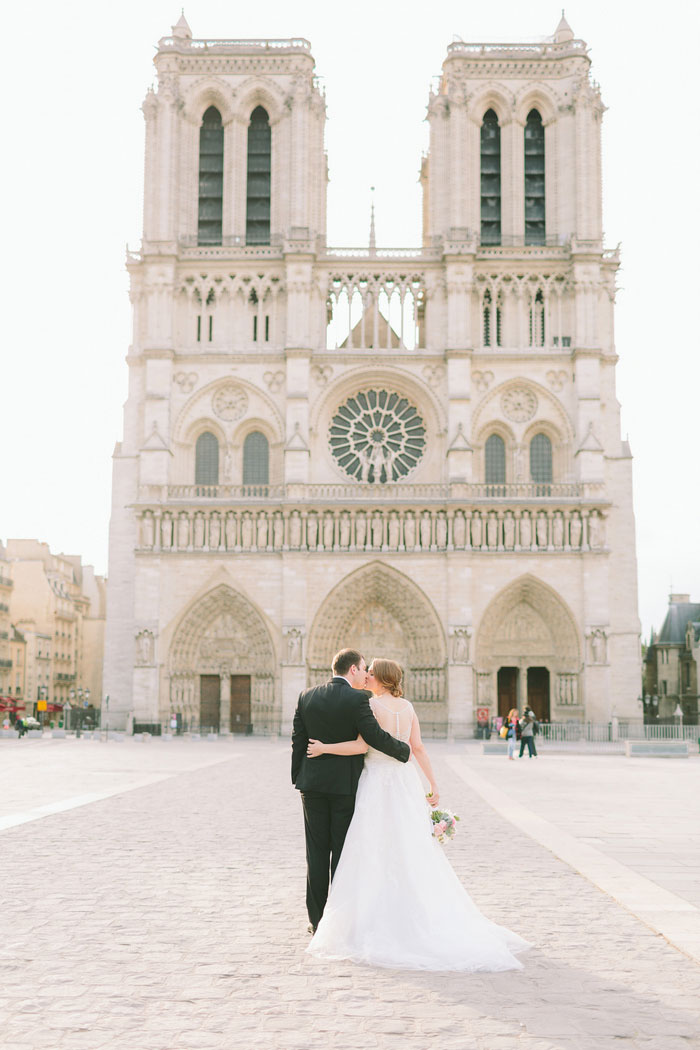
left=103, top=15, right=641, bottom=735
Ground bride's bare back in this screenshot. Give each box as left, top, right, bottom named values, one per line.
left=369, top=694, right=414, bottom=743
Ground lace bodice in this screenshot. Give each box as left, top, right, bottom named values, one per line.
left=369, top=695, right=414, bottom=744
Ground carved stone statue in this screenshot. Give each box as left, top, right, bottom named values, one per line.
left=420, top=511, right=432, bottom=549
left=289, top=511, right=302, bottom=548
left=136, top=630, right=154, bottom=666
left=519, top=511, right=531, bottom=548
left=588, top=511, right=604, bottom=549
left=355, top=512, right=367, bottom=549
left=177, top=514, right=189, bottom=549
left=225, top=513, right=237, bottom=549
left=487, top=513, right=498, bottom=549
left=323, top=514, right=334, bottom=550
left=569, top=513, right=582, bottom=549
left=388, top=512, right=400, bottom=549
left=403, top=513, right=416, bottom=549
left=241, top=512, right=253, bottom=549
left=503, top=511, right=515, bottom=549
left=160, top=515, right=173, bottom=549
left=256, top=512, right=268, bottom=549
left=471, top=512, right=482, bottom=548
left=452, top=512, right=466, bottom=549
left=371, top=512, right=383, bottom=548
left=209, top=514, right=221, bottom=549
left=273, top=513, right=285, bottom=549
left=339, top=512, right=351, bottom=548
left=194, top=513, right=205, bottom=548
left=590, top=629, right=607, bottom=664
left=307, top=514, right=318, bottom=549
left=552, top=512, right=564, bottom=548
left=436, top=512, right=447, bottom=549
left=451, top=629, right=470, bottom=664
left=286, top=628, right=303, bottom=664
left=142, top=514, right=155, bottom=548
left=536, top=512, right=548, bottom=548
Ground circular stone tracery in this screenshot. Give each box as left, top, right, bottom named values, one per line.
left=329, top=389, right=426, bottom=483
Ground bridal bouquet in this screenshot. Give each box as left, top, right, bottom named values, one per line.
left=430, top=807, right=460, bottom=844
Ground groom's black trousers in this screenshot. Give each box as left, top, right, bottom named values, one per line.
left=301, top=791, right=356, bottom=929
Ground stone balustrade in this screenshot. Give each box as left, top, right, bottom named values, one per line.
left=157, top=481, right=606, bottom=503
left=136, top=503, right=608, bottom=554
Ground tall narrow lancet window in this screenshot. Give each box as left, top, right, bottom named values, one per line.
left=485, top=434, right=506, bottom=494
left=480, top=109, right=501, bottom=245
left=195, top=432, right=219, bottom=487
left=243, top=431, right=269, bottom=487
left=524, top=109, right=545, bottom=245
left=530, top=433, right=552, bottom=495
left=246, top=107, right=271, bottom=245
left=198, top=107, right=224, bottom=246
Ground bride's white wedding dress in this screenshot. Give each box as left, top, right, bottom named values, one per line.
left=307, top=697, right=530, bottom=971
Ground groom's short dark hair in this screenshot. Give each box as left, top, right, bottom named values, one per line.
left=332, top=648, right=364, bottom=677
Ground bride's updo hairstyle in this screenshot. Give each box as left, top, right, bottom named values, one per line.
left=370, top=658, right=403, bottom=697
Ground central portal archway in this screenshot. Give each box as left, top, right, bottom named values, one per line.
left=168, top=584, right=276, bottom=731
left=307, top=562, right=447, bottom=710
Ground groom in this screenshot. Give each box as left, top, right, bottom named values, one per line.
left=291, top=648, right=411, bottom=932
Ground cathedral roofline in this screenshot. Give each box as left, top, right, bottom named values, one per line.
left=156, top=34, right=314, bottom=58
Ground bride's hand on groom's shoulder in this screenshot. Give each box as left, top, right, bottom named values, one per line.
left=307, top=739, right=324, bottom=758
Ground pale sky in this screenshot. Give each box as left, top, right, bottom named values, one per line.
left=2, top=0, right=699, bottom=639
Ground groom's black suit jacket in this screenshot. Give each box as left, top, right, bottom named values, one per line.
left=292, top=677, right=410, bottom=795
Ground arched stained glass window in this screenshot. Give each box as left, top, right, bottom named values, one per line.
left=243, top=431, right=269, bottom=487
left=198, top=107, right=224, bottom=246
left=480, top=109, right=501, bottom=245
left=530, top=433, right=552, bottom=494
left=485, top=434, right=506, bottom=494
left=195, top=432, right=219, bottom=486
left=525, top=109, right=545, bottom=245
left=246, top=107, right=271, bottom=245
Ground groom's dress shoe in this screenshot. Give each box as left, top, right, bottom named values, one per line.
left=307, top=923, right=316, bottom=935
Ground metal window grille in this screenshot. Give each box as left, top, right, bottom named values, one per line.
left=480, top=110, right=501, bottom=245
left=243, top=431, right=269, bottom=485
left=485, top=434, right=506, bottom=486
left=529, top=433, right=552, bottom=492
left=246, top=107, right=271, bottom=245
left=198, top=107, right=224, bottom=246
left=524, top=110, right=545, bottom=245
left=195, top=432, right=219, bottom=485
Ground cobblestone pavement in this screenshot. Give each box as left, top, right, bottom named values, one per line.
left=1, top=738, right=699, bottom=1050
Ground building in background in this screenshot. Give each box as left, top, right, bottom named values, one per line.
left=0, top=543, right=13, bottom=708
left=644, top=594, right=700, bottom=724
left=9, top=626, right=26, bottom=704
left=104, top=14, right=641, bottom=735
left=5, top=540, right=106, bottom=722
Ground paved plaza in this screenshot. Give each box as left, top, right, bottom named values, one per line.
left=1, top=737, right=699, bottom=1050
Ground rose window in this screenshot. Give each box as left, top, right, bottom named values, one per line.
left=329, top=389, right=426, bottom=483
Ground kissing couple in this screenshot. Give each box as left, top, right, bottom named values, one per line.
left=291, top=648, right=529, bottom=971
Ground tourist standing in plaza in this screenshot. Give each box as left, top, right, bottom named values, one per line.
left=519, top=708, right=539, bottom=759
left=505, top=707, right=520, bottom=760
left=303, top=658, right=530, bottom=971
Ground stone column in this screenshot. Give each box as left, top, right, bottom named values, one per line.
left=219, top=672, right=231, bottom=734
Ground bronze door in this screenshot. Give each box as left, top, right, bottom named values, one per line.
left=497, top=667, right=519, bottom=719
left=527, top=667, right=550, bottom=721
left=199, top=675, right=220, bottom=732
left=230, top=675, right=252, bottom=733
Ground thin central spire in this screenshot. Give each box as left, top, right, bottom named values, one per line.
left=369, top=186, right=376, bottom=254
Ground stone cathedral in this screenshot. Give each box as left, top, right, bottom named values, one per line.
left=103, top=14, right=641, bottom=735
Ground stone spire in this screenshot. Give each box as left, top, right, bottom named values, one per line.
left=554, top=10, right=574, bottom=43
left=172, top=10, right=192, bottom=39
left=369, top=186, right=376, bottom=255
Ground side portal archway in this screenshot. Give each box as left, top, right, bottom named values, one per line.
left=475, top=575, right=581, bottom=720
left=307, top=563, right=447, bottom=714
left=168, top=584, right=276, bottom=731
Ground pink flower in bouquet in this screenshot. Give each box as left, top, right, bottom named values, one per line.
left=435, top=821, right=447, bottom=835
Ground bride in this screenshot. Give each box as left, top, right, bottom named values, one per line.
left=305, top=658, right=530, bottom=971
